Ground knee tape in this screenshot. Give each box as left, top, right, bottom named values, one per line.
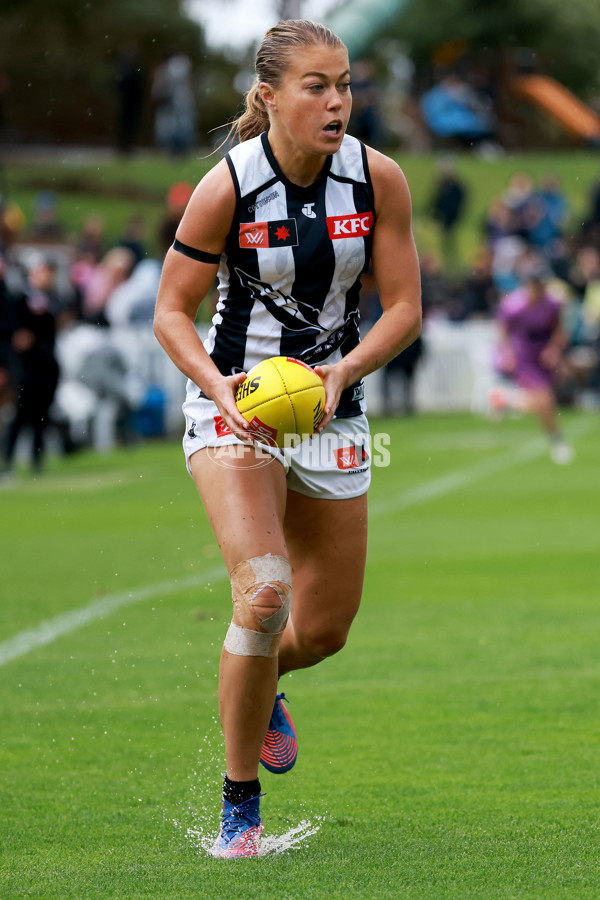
left=223, top=554, right=292, bottom=658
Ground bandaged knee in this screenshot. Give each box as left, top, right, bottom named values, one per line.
left=223, top=554, right=292, bottom=658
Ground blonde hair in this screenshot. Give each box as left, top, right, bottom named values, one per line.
left=230, top=19, right=346, bottom=143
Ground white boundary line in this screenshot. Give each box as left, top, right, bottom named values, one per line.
left=1, top=421, right=594, bottom=667
left=0, top=566, right=226, bottom=667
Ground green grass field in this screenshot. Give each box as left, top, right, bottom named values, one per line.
left=1, top=410, right=599, bottom=899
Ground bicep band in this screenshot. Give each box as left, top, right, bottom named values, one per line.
left=172, top=238, right=221, bottom=265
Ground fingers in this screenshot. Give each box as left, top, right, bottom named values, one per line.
left=313, top=364, right=341, bottom=432
left=215, top=372, right=253, bottom=441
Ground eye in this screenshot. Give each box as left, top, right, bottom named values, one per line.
left=338, top=81, right=352, bottom=92
left=308, top=83, right=325, bottom=93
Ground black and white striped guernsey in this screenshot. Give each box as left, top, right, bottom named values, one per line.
left=202, top=132, right=375, bottom=418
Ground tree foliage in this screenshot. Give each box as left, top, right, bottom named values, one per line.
left=0, top=0, right=238, bottom=145
left=393, top=0, right=600, bottom=97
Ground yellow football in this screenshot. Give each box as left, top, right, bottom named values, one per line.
left=235, top=356, right=325, bottom=448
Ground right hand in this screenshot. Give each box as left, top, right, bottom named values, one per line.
left=211, top=372, right=254, bottom=442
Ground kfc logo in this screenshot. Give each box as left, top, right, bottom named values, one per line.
left=214, top=415, right=232, bottom=438
left=327, top=212, right=373, bottom=240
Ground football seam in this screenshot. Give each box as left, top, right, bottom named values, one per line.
left=288, top=385, right=325, bottom=434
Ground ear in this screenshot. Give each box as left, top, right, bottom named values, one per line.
left=258, top=82, right=277, bottom=112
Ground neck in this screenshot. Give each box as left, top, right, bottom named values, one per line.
left=267, top=130, right=329, bottom=188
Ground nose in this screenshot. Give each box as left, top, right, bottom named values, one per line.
left=327, top=88, right=342, bottom=110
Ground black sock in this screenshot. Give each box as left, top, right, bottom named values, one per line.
left=223, top=775, right=261, bottom=806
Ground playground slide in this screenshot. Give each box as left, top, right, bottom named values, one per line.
left=510, top=74, right=600, bottom=141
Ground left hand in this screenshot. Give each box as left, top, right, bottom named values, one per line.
left=313, top=362, right=351, bottom=432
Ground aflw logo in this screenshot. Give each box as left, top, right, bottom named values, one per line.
left=327, top=212, right=373, bottom=240
left=243, top=230, right=264, bottom=246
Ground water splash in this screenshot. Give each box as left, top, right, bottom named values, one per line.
left=257, top=816, right=324, bottom=856
left=172, top=728, right=326, bottom=856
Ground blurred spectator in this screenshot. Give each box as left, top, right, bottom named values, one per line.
left=26, top=191, right=65, bottom=243
left=419, top=252, right=450, bottom=318
left=450, top=247, right=499, bottom=320
left=359, top=266, right=423, bottom=414
left=0, top=195, right=25, bottom=251
left=158, top=182, right=194, bottom=257
left=1, top=257, right=61, bottom=475
left=502, top=172, right=536, bottom=240
left=117, top=214, right=147, bottom=265
left=105, top=258, right=162, bottom=327
left=151, top=51, right=197, bottom=156
left=76, top=214, right=106, bottom=263
left=563, top=246, right=600, bottom=397
left=483, top=197, right=515, bottom=249
left=567, top=245, right=600, bottom=299
left=582, top=176, right=600, bottom=248
left=381, top=337, right=423, bottom=415
left=114, top=46, right=145, bottom=156
left=349, top=60, right=384, bottom=147
left=528, top=174, right=569, bottom=249
left=80, top=246, right=136, bottom=327
left=420, top=72, right=497, bottom=148
left=429, top=158, right=467, bottom=268
left=0, top=253, right=17, bottom=408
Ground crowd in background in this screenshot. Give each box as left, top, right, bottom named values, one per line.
left=1, top=156, right=600, bottom=474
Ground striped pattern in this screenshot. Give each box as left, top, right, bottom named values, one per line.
left=260, top=693, right=298, bottom=774
left=200, top=132, right=373, bottom=418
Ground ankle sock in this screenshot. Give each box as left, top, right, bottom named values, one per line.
left=223, top=775, right=261, bottom=806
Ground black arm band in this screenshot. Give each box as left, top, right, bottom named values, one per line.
left=172, top=238, right=221, bottom=265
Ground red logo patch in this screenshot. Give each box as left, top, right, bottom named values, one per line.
left=239, top=222, right=268, bottom=248
left=334, top=444, right=367, bottom=470
left=327, top=212, right=373, bottom=240
left=239, top=219, right=298, bottom=249
left=247, top=416, right=278, bottom=446
left=334, top=446, right=360, bottom=470
left=214, top=415, right=232, bottom=438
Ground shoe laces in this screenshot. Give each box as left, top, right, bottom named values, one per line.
left=221, top=794, right=264, bottom=839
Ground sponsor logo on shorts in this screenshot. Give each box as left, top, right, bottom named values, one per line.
left=334, top=444, right=368, bottom=470
left=214, top=415, right=232, bottom=438
left=239, top=219, right=299, bottom=249
left=246, top=416, right=278, bottom=446
left=327, top=212, right=373, bottom=240
left=187, top=421, right=198, bottom=439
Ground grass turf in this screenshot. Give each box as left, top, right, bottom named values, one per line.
left=1, top=411, right=599, bottom=898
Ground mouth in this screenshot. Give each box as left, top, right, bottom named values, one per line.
left=322, top=120, right=343, bottom=137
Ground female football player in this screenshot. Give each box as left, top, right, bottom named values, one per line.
left=154, top=18, right=421, bottom=857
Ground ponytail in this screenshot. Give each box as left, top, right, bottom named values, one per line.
left=231, top=80, right=270, bottom=144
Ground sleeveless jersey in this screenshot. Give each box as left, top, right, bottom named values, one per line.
left=203, top=132, right=375, bottom=417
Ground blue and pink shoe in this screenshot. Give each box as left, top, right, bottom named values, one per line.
left=260, top=692, right=298, bottom=774
left=212, top=795, right=263, bottom=858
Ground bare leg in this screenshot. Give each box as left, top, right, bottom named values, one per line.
left=519, top=386, right=559, bottom=435
left=279, top=491, right=368, bottom=676
left=190, top=446, right=287, bottom=781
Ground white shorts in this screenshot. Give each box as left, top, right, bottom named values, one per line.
left=182, top=394, right=371, bottom=500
